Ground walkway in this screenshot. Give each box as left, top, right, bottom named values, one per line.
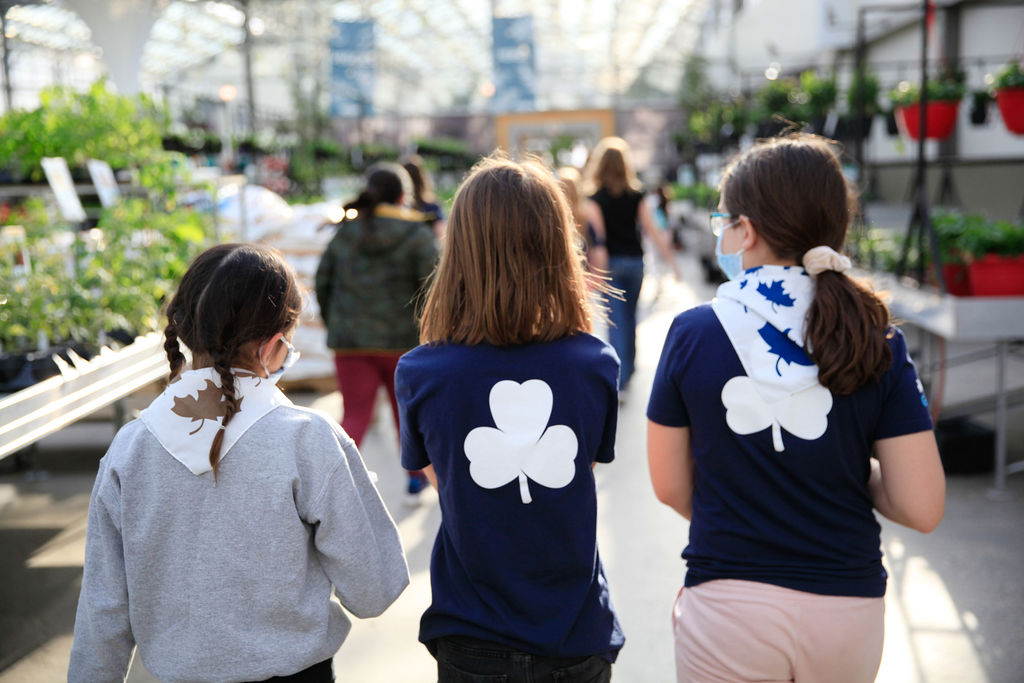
left=1, top=249, right=1022, bottom=682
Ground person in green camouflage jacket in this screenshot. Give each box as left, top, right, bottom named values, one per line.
left=316, top=162, right=439, bottom=503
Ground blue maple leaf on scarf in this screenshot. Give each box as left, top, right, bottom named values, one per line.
left=757, top=280, right=796, bottom=311
left=758, top=324, right=814, bottom=376
left=739, top=280, right=748, bottom=289
left=748, top=266, right=764, bottom=274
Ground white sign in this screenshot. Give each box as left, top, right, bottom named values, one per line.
left=87, top=159, right=121, bottom=208
left=40, top=157, right=87, bottom=223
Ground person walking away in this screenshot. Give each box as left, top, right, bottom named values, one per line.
left=316, top=162, right=439, bottom=504
left=646, top=134, right=945, bottom=683
left=583, top=136, right=679, bottom=399
left=403, top=154, right=446, bottom=240
left=396, top=154, right=624, bottom=682
left=69, top=243, right=409, bottom=683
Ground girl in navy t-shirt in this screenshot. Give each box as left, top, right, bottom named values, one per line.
left=647, top=134, right=946, bottom=682
left=396, top=154, right=624, bottom=682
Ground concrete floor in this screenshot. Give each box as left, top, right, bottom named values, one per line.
left=1, top=248, right=1023, bottom=682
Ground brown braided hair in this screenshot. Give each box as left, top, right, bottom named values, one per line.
left=161, top=243, right=303, bottom=478
left=719, top=134, right=891, bottom=395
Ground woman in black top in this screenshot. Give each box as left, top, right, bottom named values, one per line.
left=584, top=137, right=678, bottom=395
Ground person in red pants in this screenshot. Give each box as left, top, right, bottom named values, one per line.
left=316, top=162, right=440, bottom=504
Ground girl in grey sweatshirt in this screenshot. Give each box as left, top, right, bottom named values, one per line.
left=69, top=244, right=409, bottom=683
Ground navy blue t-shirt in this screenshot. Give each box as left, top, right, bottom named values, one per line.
left=647, top=304, right=933, bottom=598
left=396, top=333, right=624, bottom=660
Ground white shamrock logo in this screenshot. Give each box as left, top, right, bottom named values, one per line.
left=464, top=379, right=578, bottom=504
left=721, top=376, right=833, bottom=452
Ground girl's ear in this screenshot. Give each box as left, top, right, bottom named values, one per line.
left=258, top=332, right=284, bottom=366
left=737, top=215, right=759, bottom=251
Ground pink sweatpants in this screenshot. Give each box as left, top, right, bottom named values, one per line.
left=673, top=579, right=884, bottom=683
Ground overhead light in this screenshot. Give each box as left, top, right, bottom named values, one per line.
left=218, top=84, right=238, bottom=102
left=249, top=17, right=265, bottom=36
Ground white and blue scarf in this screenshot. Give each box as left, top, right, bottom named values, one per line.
left=711, top=265, right=833, bottom=452
left=140, top=368, right=292, bottom=475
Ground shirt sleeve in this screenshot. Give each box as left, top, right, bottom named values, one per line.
left=68, top=458, right=135, bottom=683
left=873, top=327, right=934, bottom=440
left=647, top=317, right=692, bottom=428
left=396, top=356, right=431, bottom=471
left=307, top=431, right=410, bottom=619
left=595, top=348, right=619, bottom=464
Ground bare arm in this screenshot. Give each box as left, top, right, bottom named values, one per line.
left=422, top=464, right=438, bottom=490
left=869, top=430, right=945, bottom=533
left=647, top=421, right=694, bottom=519
left=638, top=200, right=680, bottom=279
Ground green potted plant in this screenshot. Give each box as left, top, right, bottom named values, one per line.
left=969, top=89, right=993, bottom=125
left=958, top=213, right=1024, bottom=296
left=799, top=70, right=838, bottom=135
left=887, top=69, right=966, bottom=140
left=992, top=61, right=1024, bottom=134
left=754, top=78, right=800, bottom=137
left=840, top=67, right=880, bottom=140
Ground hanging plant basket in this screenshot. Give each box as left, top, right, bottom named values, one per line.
left=995, top=87, right=1024, bottom=135
left=967, top=254, right=1024, bottom=297
left=895, top=100, right=961, bottom=140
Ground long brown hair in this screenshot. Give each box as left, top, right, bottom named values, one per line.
left=583, top=136, right=642, bottom=197
left=719, top=134, right=891, bottom=395
left=556, top=166, right=587, bottom=241
left=419, top=153, right=595, bottom=346
left=163, top=243, right=303, bottom=477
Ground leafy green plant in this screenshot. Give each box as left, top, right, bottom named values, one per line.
left=799, top=70, right=838, bottom=119
left=847, top=68, right=881, bottom=116
left=888, top=69, right=966, bottom=106
left=993, top=61, right=1024, bottom=91
left=0, top=79, right=167, bottom=183
left=754, top=78, right=801, bottom=122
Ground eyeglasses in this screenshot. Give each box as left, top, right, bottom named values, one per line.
left=710, top=212, right=740, bottom=237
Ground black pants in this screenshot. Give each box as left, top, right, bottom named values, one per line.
left=252, top=658, right=334, bottom=683
left=435, top=636, right=612, bottom=683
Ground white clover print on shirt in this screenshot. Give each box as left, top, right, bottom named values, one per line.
left=464, top=379, right=578, bottom=503
left=721, top=376, right=833, bottom=452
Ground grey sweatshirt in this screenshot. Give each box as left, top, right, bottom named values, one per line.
left=68, top=402, right=409, bottom=683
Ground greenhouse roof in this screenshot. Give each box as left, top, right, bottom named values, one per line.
left=3, top=0, right=706, bottom=113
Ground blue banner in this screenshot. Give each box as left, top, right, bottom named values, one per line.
left=492, top=16, right=536, bottom=113
left=329, top=20, right=375, bottom=118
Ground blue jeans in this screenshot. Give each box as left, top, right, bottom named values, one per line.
left=607, top=256, right=645, bottom=389
left=435, top=636, right=612, bottom=683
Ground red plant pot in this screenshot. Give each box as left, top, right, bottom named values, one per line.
left=941, top=263, right=971, bottom=296
left=967, top=254, right=1024, bottom=297
left=995, top=87, right=1024, bottom=135
left=896, top=100, right=961, bottom=140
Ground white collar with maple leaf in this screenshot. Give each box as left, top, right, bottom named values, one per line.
left=140, top=367, right=293, bottom=475
left=711, top=264, right=822, bottom=402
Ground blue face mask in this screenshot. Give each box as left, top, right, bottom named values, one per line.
left=258, top=338, right=300, bottom=383
left=715, top=230, right=746, bottom=281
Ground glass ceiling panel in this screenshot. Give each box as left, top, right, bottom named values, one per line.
left=4, top=0, right=704, bottom=113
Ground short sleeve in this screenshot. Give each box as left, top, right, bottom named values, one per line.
left=646, top=317, right=691, bottom=428
left=594, top=347, right=620, bottom=464
left=873, top=328, right=934, bottom=440
left=396, top=354, right=431, bottom=471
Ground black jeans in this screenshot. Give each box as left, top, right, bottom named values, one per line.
left=252, top=658, right=334, bottom=682
left=435, top=636, right=612, bottom=683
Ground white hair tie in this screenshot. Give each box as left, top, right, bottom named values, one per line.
left=802, top=246, right=851, bottom=277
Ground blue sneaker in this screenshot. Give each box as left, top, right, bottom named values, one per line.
left=405, top=471, right=429, bottom=506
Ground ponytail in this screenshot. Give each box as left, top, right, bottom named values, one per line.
left=805, top=272, right=892, bottom=395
